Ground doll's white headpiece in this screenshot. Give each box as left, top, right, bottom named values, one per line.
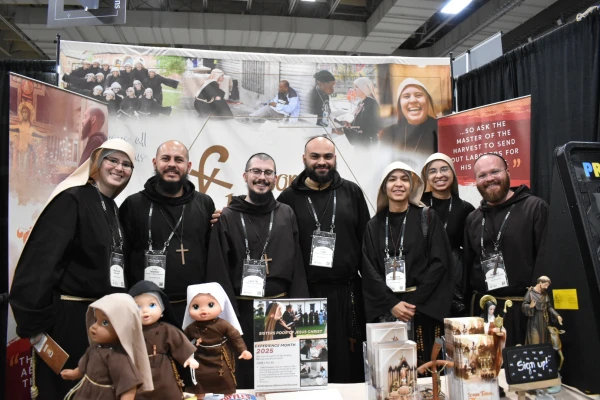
left=182, top=283, right=242, bottom=335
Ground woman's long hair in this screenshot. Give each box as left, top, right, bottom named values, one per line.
left=263, top=302, right=282, bottom=341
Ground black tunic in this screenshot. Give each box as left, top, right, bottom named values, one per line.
left=119, top=96, right=139, bottom=117
left=464, top=185, right=549, bottom=346
left=120, top=69, right=135, bottom=89
left=9, top=183, right=126, bottom=399
left=132, top=68, right=149, bottom=85
left=138, top=97, right=160, bottom=116
left=421, top=192, right=475, bottom=295
left=194, top=81, right=233, bottom=118
left=343, top=96, right=382, bottom=146
left=120, top=176, right=215, bottom=326
left=380, top=117, right=438, bottom=160
left=205, top=193, right=309, bottom=389
left=277, top=169, right=370, bottom=383
left=106, top=74, right=123, bottom=89
left=361, top=206, right=453, bottom=322
left=143, top=74, right=179, bottom=106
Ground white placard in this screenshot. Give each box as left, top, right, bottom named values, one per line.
left=254, top=342, right=300, bottom=391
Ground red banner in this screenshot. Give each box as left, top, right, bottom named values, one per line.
left=438, top=96, right=531, bottom=203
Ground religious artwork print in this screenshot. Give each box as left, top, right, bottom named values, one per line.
left=253, top=298, right=327, bottom=392
left=372, top=341, right=418, bottom=400
left=58, top=41, right=452, bottom=213
left=437, top=96, right=531, bottom=206
left=5, top=74, right=109, bottom=400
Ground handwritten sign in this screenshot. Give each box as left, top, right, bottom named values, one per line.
left=553, top=289, right=579, bottom=310
left=503, top=344, right=558, bottom=385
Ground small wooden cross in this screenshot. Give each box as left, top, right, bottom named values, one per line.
left=218, top=368, right=224, bottom=377
left=176, top=242, right=189, bottom=265
left=263, top=253, right=272, bottom=275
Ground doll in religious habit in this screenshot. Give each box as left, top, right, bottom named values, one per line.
left=60, top=293, right=153, bottom=400
left=129, top=281, right=199, bottom=400
left=183, top=283, right=252, bottom=397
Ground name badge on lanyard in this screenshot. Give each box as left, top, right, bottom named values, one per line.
left=110, top=250, right=125, bottom=289
left=144, top=203, right=185, bottom=289
left=480, top=205, right=515, bottom=292
left=239, top=211, right=274, bottom=298
left=384, top=209, right=408, bottom=293
left=307, top=191, right=336, bottom=268
left=93, top=183, right=126, bottom=289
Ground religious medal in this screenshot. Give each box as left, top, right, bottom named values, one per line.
left=481, top=251, right=509, bottom=291
left=109, top=249, right=126, bottom=288
left=239, top=211, right=274, bottom=297
left=307, top=191, right=337, bottom=268
left=385, top=256, right=406, bottom=293
left=144, top=250, right=167, bottom=289
left=240, top=259, right=267, bottom=297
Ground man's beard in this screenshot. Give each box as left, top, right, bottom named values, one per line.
left=304, top=160, right=336, bottom=185
left=81, top=119, right=92, bottom=140
left=155, top=169, right=187, bottom=195
left=477, top=175, right=510, bottom=204
left=248, top=180, right=273, bottom=205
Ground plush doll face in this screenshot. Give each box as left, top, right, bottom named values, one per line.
left=189, top=294, right=222, bottom=321
left=89, top=309, right=119, bottom=344
left=134, top=293, right=163, bottom=326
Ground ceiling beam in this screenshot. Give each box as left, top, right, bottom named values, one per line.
left=289, top=0, right=299, bottom=15
left=0, top=14, right=46, bottom=58
left=247, top=0, right=252, bottom=12
left=329, top=0, right=342, bottom=17
left=203, top=0, right=208, bottom=11
left=415, top=14, right=456, bottom=48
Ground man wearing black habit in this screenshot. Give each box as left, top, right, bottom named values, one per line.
left=282, top=304, right=298, bottom=337
left=464, top=153, right=549, bottom=346
left=278, top=136, right=370, bottom=383
left=120, top=140, right=215, bottom=326
left=206, top=152, right=309, bottom=389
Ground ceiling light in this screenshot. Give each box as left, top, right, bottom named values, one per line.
left=301, top=0, right=317, bottom=2
left=441, top=0, right=472, bottom=14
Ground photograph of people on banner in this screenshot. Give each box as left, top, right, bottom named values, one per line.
left=254, top=299, right=327, bottom=342
left=58, top=41, right=452, bottom=211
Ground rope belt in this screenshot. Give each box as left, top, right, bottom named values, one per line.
left=236, top=292, right=287, bottom=301
left=60, top=295, right=97, bottom=302
left=196, top=338, right=228, bottom=349
left=64, top=374, right=113, bottom=400
left=405, top=286, right=417, bottom=293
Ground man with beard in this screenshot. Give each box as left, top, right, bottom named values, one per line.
left=206, top=153, right=309, bottom=389
left=119, top=140, right=215, bottom=326
left=78, top=107, right=107, bottom=166
left=464, top=153, right=549, bottom=346
left=277, top=136, right=370, bottom=383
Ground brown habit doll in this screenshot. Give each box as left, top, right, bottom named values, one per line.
left=61, top=293, right=153, bottom=399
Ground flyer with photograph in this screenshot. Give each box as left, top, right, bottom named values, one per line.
left=253, top=298, right=328, bottom=392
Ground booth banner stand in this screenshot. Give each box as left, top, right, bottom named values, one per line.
left=5, top=73, right=109, bottom=400
left=58, top=40, right=453, bottom=212
left=437, top=96, right=531, bottom=206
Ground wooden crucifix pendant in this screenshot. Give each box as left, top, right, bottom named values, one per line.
left=263, top=253, right=272, bottom=275
left=176, top=242, right=189, bottom=265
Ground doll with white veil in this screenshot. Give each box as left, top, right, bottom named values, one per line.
left=183, top=283, right=252, bottom=397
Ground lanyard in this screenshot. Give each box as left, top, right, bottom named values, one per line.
left=480, top=204, right=515, bottom=257
left=240, top=211, right=274, bottom=261
left=148, top=203, right=186, bottom=253
left=92, top=183, right=123, bottom=250
left=306, top=190, right=337, bottom=232
left=385, top=208, right=409, bottom=258
left=430, top=196, right=452, bottom=230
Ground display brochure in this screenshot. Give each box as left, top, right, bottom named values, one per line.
left=365, top=321, right=408, bottom=376
left=443, top=318, right=499, bottom=400
left=373, top=340, right=418, bottom=400
left=253, top=298, right=327, bottom=392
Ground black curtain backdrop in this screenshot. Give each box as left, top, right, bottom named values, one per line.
left=456, top=10, right=600, bottom=202
left=0, top=60, right=56, bottom=399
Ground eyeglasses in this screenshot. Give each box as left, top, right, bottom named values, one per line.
left=246, top=168, right=275, bottom=178
left=428, top=166, right=451, bottom=175
left=476, top=169, right=506, bottom=181
left=104, top=156, right=134, bottom=171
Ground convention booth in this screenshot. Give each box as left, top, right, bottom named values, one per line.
left=1, top=8, right=599, bottom=400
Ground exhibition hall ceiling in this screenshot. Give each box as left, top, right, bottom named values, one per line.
left=0, top=0, right=597, bottom=60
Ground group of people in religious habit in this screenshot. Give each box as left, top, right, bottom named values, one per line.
left=9, top=130, right=556, bottom=399
left=63, top=58, right=178, bottom=118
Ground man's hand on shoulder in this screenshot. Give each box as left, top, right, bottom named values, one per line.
left=211, top=208, right=224, bottom=226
